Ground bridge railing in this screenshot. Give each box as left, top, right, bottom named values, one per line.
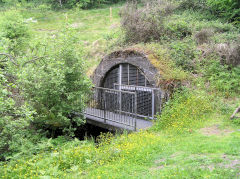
left=83, top=87, right=137, bottom=130
left=114, top=84, right=163, bottom=119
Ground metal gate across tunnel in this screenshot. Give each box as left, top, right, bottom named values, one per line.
left=86, top=50, right=170, bottom=131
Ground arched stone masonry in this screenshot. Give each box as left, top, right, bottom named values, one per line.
left=92, top=50, right=161, bottom=88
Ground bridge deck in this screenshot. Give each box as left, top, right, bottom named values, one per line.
left=84, top=108, right=153, bottom=131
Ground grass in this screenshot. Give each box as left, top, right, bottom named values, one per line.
left=0, top=88, right=239, bottom=178
left=19, top=6, right=121, bottom=42
left=0, top=5, right=122, bottom=75
left=0, top=3, right=240, bottom=179
left=1, top=114, right=239, bottom=178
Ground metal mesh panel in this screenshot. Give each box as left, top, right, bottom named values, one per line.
left=101, top=63, right=164, bottom=119
left=136, top=90, right=152, bottom=117
left=103, top=66, right=119, bottom=89
left=121, top=64, right=129, bottom=85
left=103, top=63, right=150, bottom=88
left=114, top=84, right=162, bottom=119
left=84, top=87, right=137, bottom=129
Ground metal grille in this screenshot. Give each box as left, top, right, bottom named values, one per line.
left=84, top=87, right=137, bottom=130
left=103, top=66, right=118, bottom=89
left=114, top=84, right=162, bottom=119
left=103, top=63, right=150, bottom=89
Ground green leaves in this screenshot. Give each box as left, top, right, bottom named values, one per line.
left=0, top=10, right=31, bottom=55
left=18, top=29, right=92, bottom=136
left=207, top=0, right=240, bottom=25
left=203, top=59, right=240, bottom=96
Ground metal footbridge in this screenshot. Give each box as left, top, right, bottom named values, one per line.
left=83, top=85, right=163, bottom=131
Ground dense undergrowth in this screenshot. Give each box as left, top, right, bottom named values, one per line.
left=0, top=0, right=240, bottom=178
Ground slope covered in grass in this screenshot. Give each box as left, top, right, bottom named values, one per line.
left=1, top=88, right=239, bottom=178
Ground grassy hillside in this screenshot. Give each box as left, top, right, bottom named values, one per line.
left=0, top=1, right=240, bottom=178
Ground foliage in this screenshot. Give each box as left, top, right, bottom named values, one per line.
left=120, top=0, right=176, bottom=43
left=232, top=118, right=240, bottom=126
left=142, top=43, right=189, bottom=82
left=178, top=0, right=240, bottom=27
left=202, top=59, right=240, bottom=96
left=164, top=19, right=192, bottom=39
left=18, top=30, right=92, bottom=136
left=0, top=68, right=39, bottom=160
left=0, top=12, right=36, bottom=161
left=0, top=11, right=30, bottom=55
left=0, top=4, right=239, bottom=179
left=0, top=0, right=125, bottom=9
left=169, top=39, right=199, bottom=72
left=1, top=121, right=239, bottom=178
left=207, top=0, right=240, bottom=26
left=0, top=131, right=165, bottom=178
left=153, top=89, right=212, bottom=133
left=0, top=9, right=93, bottom=160
left=178, top=0, right=208, bottom=10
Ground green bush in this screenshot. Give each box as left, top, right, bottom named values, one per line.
left=203, top=59, right=240, bottom=96
left=207, top=0, right=240, bottom=26
left=0, top=70, right=38, bottom=160
left=170, top=39, right=199, bottom=72
left=0, top=11, right=31, bottom=55
left=178, top=0, right=208, bottom=10
left=178, top=0, right=240, bottom=27
left=232, top=118, right=240, bottom=126
left=165, top=19, right=192, bottom=39
left=120, top=0, right=176, bottom=43
left=18, top=29, right=92, bottom=136
left=153, top=88, right=212, bottom=133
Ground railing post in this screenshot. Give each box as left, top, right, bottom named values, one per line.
left=103, top=89, right=106, bottom=123
left=152, top=89, right=155, bottom=119
left=134, top=89, right=137, bottom=131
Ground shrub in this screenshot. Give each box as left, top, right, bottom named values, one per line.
left=0, top=11, right=31, bottom=55
left=202, top=59, right=240, bottom=96
left=153, top=88, right=212, bottom=133
left=45, top=0, right=124, bottom=9
left=215, top=43, right=240, bottom=67
left=165, top=19, right=192, bottom=39
left=207, top=0, right=240, bottom=26
left=178, top=0, right=240, bottom=27
left=0, top=70, right=38, bottom=160
left=178, top=0, right=208, bottom=11
left=120, top=0, right=176, bottom=43
left=194, top=28, right=213, bottom=45
left=18, top=29, right=92, bottom=136
left=170, top=39, right=199, bottom=72
left=232, top=118, right=240, bottom=126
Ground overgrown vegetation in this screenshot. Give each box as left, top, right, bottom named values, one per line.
left=0, top=0, right=125, bottom=9
left=0, top=0, right=239, bottom=178
left=153, top=88, right=213, bottom=133
left=0, top=10, right=92, bottom=160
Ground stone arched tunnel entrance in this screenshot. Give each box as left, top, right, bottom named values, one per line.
left=83, top=50, right=167, bottom=131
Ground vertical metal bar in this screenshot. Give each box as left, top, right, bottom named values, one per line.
left=152, top=89, right=155, bottom=119
left=136, top=69, right=138, bottom=86
left=134, top=88, right=137, bottom=131
left=119, top=64, right=122, bottom=113
left=132, top=94, right=134, bottom=127
left=159, top=90, right=162, bottom=114
left=128, top=64, right=130, bottom=85
left=104, top=90, right=106, bottom=123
